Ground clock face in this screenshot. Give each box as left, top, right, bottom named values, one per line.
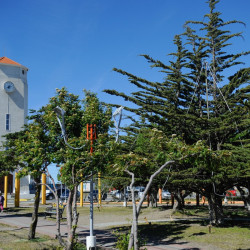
left=4, top=81, right=15, bottom=93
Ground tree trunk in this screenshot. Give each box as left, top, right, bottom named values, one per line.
left=127, top=173, right=138, bottom=250
left=126, top=160, right=175, bottom=249
left=28, top=175, right=41, bottom=240
left=237, top=186, right=250, bottom=211
left=66, top=189, right=74, bottom=250
left=181, top=193, right=185, bottom=207
left=208, top=193, right=224, bottom=226
left=132, top=188, right=138, bottom=250
left=173, top=190, right=185, bottom=210
left=148, top=191, right=157, bottom=208
left=44, top=166, right=66, bottom=247
left=171, top=194, right=174, bottom=207
left=54, top=190, right=65, bottom=246
left=64, top=187, right=80, bottom=250
left=128, top=224, right=134, bottom=250
left=196, top=193, right=200, bottom=206
left=152, top=190, right=158, bottom=207
left=71, top=186, right=79, bottom=244
left=244, top=198, right=250, bottom=211
left=147, top=193, right=150, bottom=207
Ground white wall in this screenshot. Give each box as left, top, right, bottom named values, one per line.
left=0, top=63, right=28, bottom=145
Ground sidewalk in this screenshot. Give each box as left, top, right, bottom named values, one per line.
left=0, top=211, right=210, bottom=250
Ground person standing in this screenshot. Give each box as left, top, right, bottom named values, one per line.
left=0, top=192, right=5, bottom=212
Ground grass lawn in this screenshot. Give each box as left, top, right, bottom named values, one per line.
left=182, top=223, right=250, bottom=249
left=0, top=223, right=62, bottom=250
left=110, top=205, right=250, bottom=250
left=112, top=220, right=250, bottom=250
left=142, top=221, right=250, bottom=249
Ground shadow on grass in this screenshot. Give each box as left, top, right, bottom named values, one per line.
left=224, top=206, right=250, bottom=218
left=77, top=228, right=118, bottom=247
left=107, top=222, right=191, bottom=246
left=139, top=222, right=189, bottom=245
left=180, top=217, right=250, bottom=229
left=5, top=207, right=31, bottom=213
left=222, top=220, right=250, bottom=229
left=139, top=219, right=250, bottom=246
left=3, top=207, right=46, bottom=218
left=191, top=232, right=206, bottom=236
left=159, top=205, right=210, bottom=218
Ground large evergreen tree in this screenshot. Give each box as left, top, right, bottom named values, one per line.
left=104, top=0, right=249, bottom=225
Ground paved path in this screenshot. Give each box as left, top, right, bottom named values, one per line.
left=0, top=211, right=209, bottom=250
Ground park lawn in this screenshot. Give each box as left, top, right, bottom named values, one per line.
left=182, top=224, right=250, bottom=249
left=0, top=223, right=62, bottom=250
left=136, top=220, right=250, bottom=250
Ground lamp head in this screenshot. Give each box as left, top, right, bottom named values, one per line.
left=54, top=106, right=65, bottom=117
left=53, top=106, right=66, bottom=137
left=112, top=106, right=124, bottom=117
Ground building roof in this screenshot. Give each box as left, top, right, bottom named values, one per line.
left=0, top=57, right=28, bottom=70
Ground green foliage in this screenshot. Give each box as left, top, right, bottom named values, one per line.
left=104, top=0, right=249, bottom=197
left=0, top=149, right=16, bottom=176
left=1, top=87, right=113, bottom=192
left=114, top=230, right=147, bottom=250
left=114, top=230, right=130, bottom=250
left=23, top=87, right=112, bottom=190
left=1, top=87, right=113, bottom=249
left=110, top=125, right=230, bottom=195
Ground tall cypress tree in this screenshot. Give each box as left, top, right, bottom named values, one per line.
left=104, top=0, right=249, bottom=224
left=104, top=34, right=192, bottom=140
left=185, top=0, right=249, bottom=150
left=184, top=1, right=249, bottom=219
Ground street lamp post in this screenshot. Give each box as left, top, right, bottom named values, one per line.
left=54, top=105, right=124, bottom=250
left=86, top=124, right=96, bottom=242
left=54, top=106, right=96, bottom=249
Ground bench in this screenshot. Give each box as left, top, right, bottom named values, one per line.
left=44, top=204, right=65, bottom=219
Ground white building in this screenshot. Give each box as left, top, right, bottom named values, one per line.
left=0, top=57, right=32, bottom=196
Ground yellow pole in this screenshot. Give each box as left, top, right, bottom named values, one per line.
left=41, top=173, right=46, bottom=204
left=98, top=172, right=101, bottom=205
left=4, top=175, right=8, bottom=208
left=159, top=188, right=162, bottom=204
left=80, top=181, right=83, bottom=207
left=15, top=173, right=20, bottom=207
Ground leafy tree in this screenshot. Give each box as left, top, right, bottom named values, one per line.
left=104, top=0, right=249, bottom=225
left=3, top=114, right=53, bottom=240
left=0, top=134, right=21, bottom=176
left=112, top=128, right=227, bottom=249
left=3, top=88, right=112, bottom=249
left=39, top=88, right=112, bottom=249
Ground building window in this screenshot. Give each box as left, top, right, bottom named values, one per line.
left=6, top=114, right=10, bottom=131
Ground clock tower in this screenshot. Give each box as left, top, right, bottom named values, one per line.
left=0, top=57, right=28, bottom=143
left=0, top=57, right=28, bottom=195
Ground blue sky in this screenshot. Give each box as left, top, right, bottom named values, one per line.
left=1, top=0, right=249, bottom=182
